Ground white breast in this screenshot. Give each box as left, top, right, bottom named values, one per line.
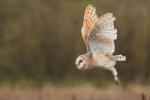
left=93, top=53, right=116, bottom=70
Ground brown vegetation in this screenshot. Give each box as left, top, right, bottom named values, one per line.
left=0, top=85, right=150, bottom=100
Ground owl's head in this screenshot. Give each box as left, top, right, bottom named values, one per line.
left=75, top=53, right=93, bottom=70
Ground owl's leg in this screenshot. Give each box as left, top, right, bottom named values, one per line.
left=110, top=67, right=120, bottom=85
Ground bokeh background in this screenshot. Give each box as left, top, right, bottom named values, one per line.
left=0, top=0, right=150, bottom=99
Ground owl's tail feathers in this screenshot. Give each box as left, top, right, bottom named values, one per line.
left=112, top=55, right=126, bottom=61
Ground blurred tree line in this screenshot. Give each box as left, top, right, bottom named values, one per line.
left=0, top=0, right=150, bottom=85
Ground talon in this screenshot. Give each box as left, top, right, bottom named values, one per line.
left=114, top=75, right=121, bottom=85
left=114, top=55, right=126, bottom=61
left=115, top=79, right=120, bottom=85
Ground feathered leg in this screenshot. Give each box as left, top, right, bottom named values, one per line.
left=109, top=67, right=120, bottom=85
left=112, top=55, right=126, bottom=61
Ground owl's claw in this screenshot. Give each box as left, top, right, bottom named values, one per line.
left=118, top=55, right=126, bottom=61
left=112, top=55, right=126, bottom=61
left=114, top=75, right=121, bottom=85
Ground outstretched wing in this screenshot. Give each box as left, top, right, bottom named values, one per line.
left=81, top=4, right=98, bottom=51
left=88, top=8, right=117, bottom=55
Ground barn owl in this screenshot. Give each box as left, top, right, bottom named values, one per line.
left=75, top=4, right=126, bottom=85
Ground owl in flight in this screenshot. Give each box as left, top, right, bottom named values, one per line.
left=75, top=4, right=126, bottom=85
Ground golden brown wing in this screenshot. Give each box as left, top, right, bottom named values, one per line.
left=81, top=4, right=98, bottom=51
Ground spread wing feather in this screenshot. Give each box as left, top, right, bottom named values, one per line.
left=88, top=9, right=117, bottom=55
left=96, top=13, right=117, bottom=40
left=81, top=5, right=98, bottom=51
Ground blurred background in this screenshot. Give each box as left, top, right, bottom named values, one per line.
left=0, top=0, right=150, bottom=94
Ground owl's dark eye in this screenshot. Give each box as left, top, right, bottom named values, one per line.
left=79, top=60, right=83, bottom=64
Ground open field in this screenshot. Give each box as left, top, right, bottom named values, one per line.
left=0, top=85, right=149, bottom=100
